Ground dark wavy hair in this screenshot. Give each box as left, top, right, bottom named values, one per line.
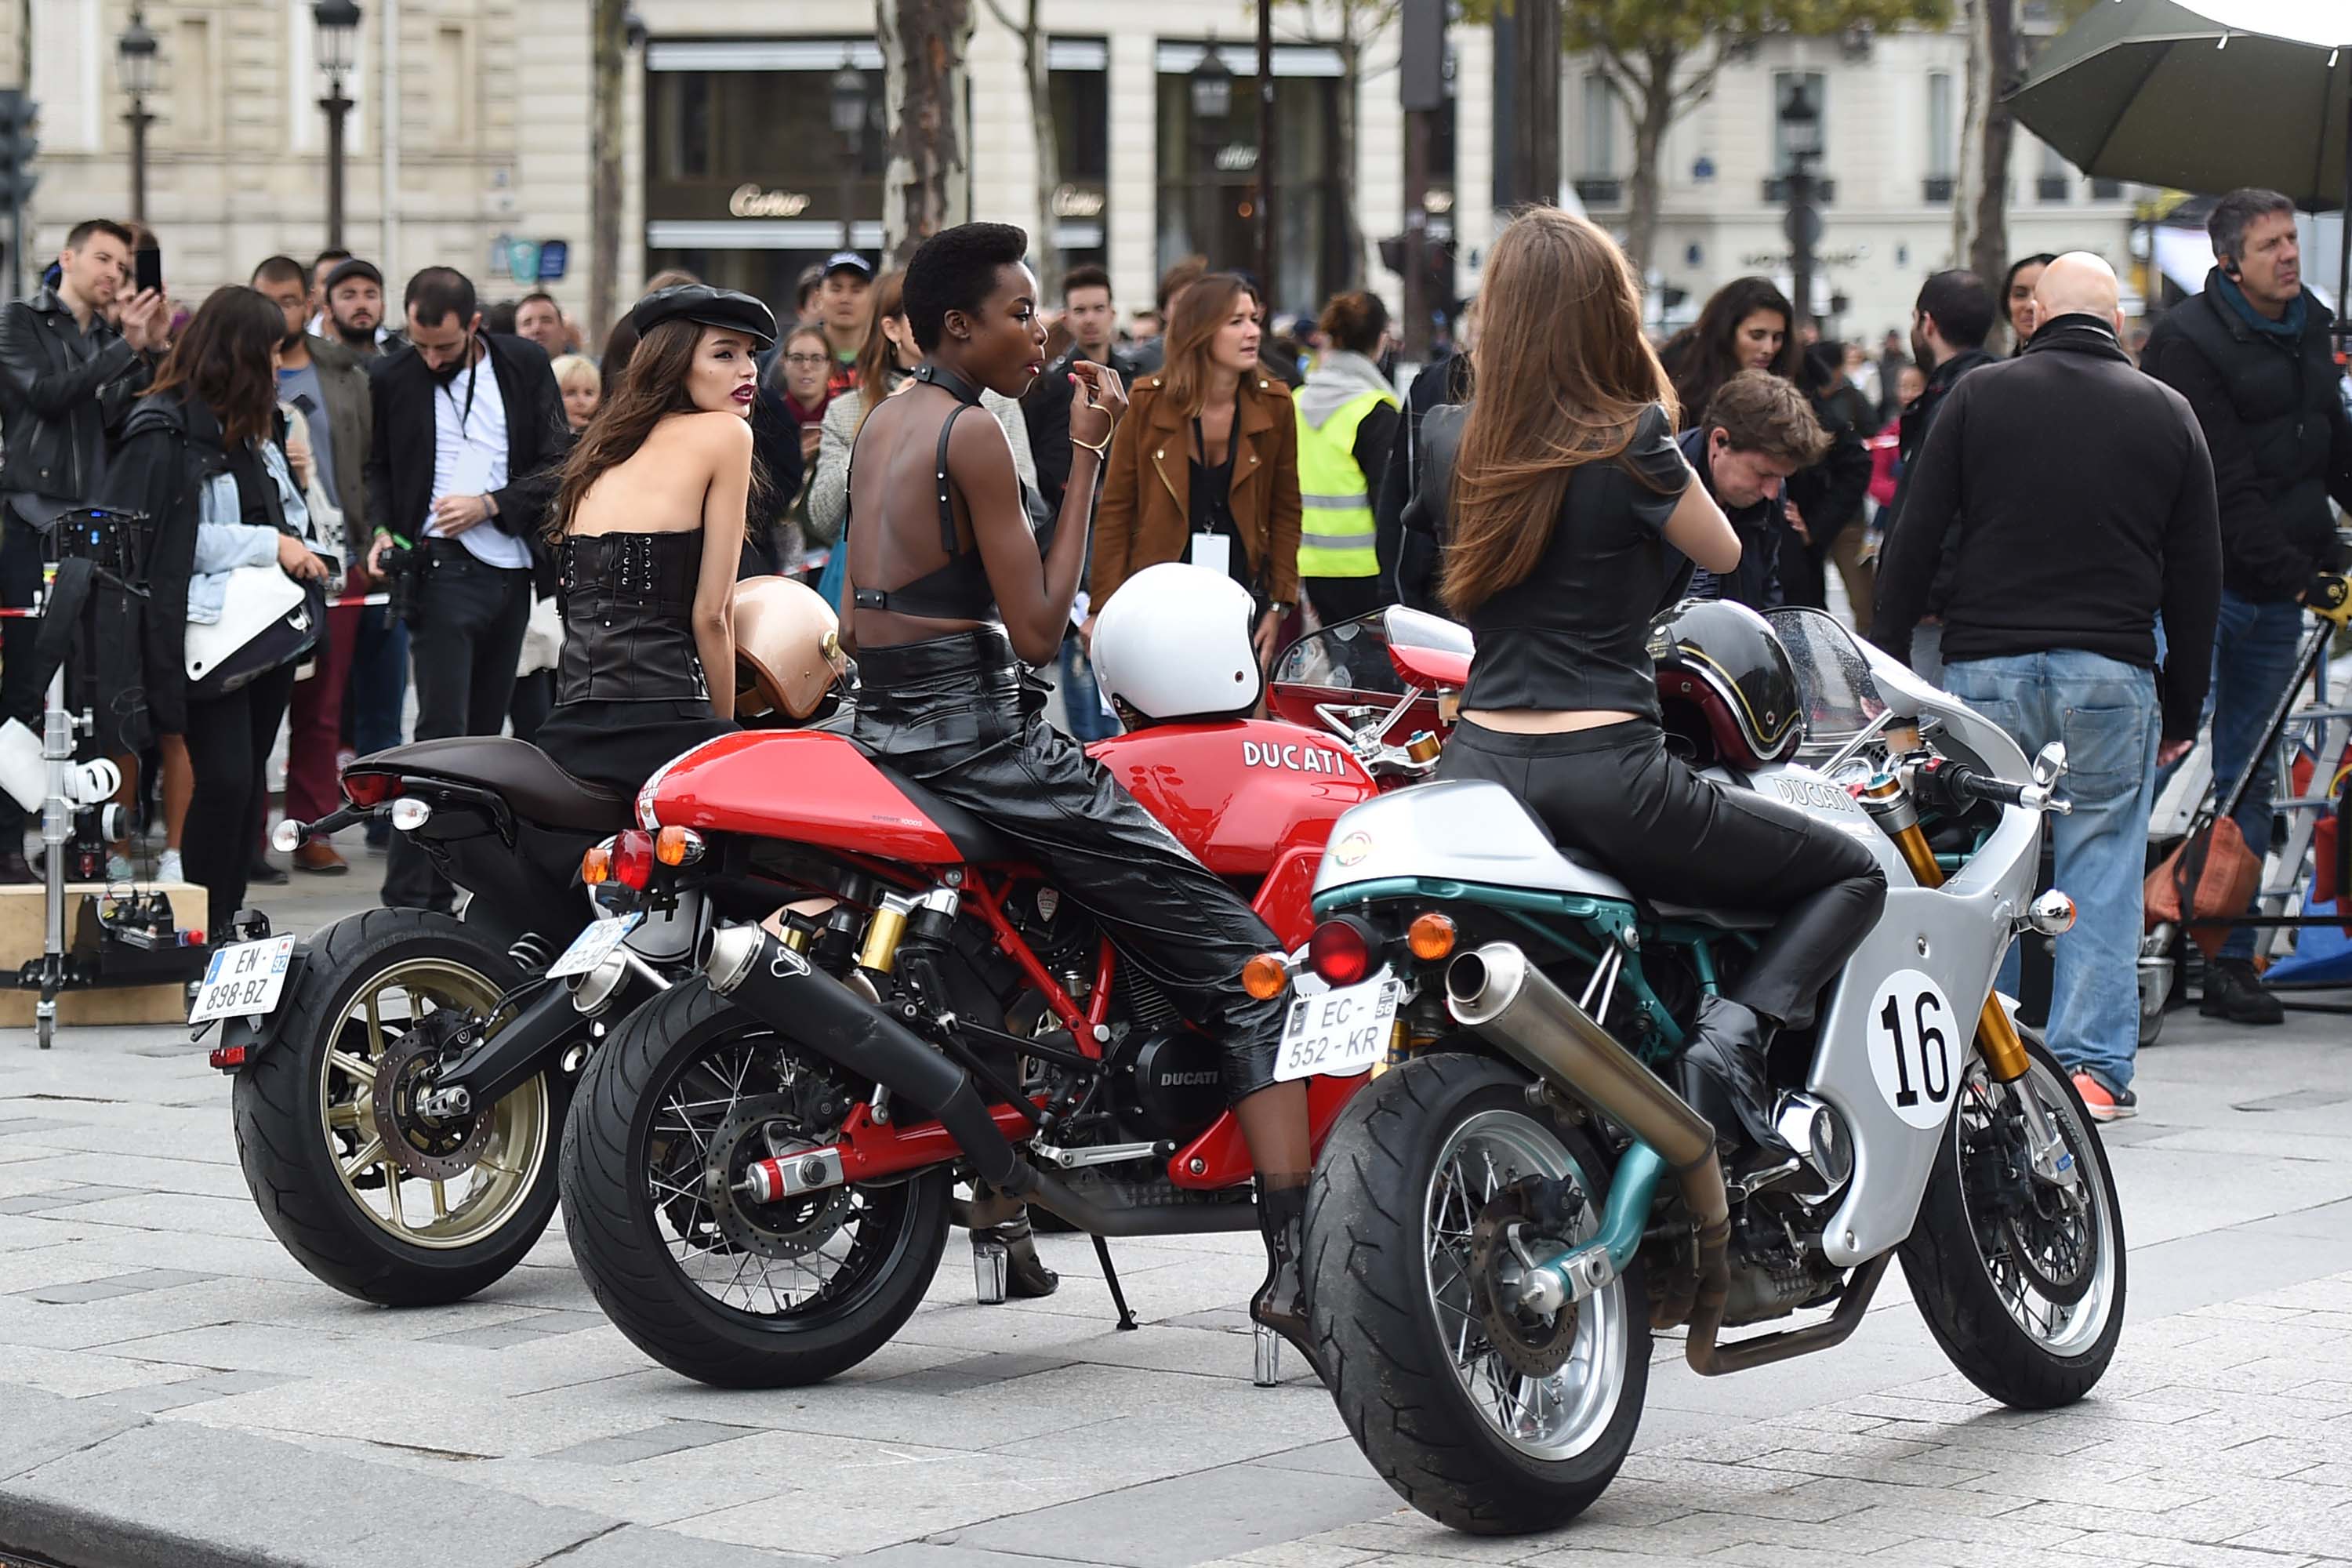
left=1661, top=276, right=1804, bottom=432
left=147, top=286, right=286, bottom=448
left=546, top=318, right=765, bottom=540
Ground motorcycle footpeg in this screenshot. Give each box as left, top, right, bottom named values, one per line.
left=1253, top=1323, right=1282, bottom=1388
left=972, top=1235, right=1011, bottom=1306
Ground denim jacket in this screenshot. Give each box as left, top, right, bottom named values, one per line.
left=187, top=437, right=316, bottom=625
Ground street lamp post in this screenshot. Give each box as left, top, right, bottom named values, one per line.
left=1189, top=45, right=1232, bottom=274
left=313, top=0, right=363, bottom=249
left=831, top=64, right=869, bottom=255
left=115, top=9, right=158, bottom=227
left=1778, top=78, right=1824, bottom=339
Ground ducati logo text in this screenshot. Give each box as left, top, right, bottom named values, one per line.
left=1242, top=740, right=1349, bottom=775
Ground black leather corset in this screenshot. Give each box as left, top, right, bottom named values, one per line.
left=555, top=529, right=710, bottom=704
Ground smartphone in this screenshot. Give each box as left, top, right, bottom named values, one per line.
left=134, top=245, right=162, bottom=297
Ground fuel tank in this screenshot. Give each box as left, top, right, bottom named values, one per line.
left=638, top=730, right=963, bottom=863
left=1091, top=720, right=1377, bottom=877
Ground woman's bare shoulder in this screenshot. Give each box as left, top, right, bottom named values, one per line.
left=674, top=408, right=755, bottom=452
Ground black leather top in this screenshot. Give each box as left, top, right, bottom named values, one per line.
left=556, top=529, right=710, bottom=705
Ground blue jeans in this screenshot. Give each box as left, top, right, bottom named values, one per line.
left=2207, top=590, right=2307, bottom=960
left=1059, top=634, right=1117, bottom=743
left=1943, top=653, right=2159, bottom=1091
left=347, top=604, right=411, bottom=847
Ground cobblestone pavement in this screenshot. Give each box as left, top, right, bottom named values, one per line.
left=1, top=900, right=2347, bottom=1568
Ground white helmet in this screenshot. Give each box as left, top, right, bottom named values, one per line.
left=1091, top=562, right=1262, bottom=724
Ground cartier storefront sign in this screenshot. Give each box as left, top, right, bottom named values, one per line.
left=728, top=184, right=815, bottom=219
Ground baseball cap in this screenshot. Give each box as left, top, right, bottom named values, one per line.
left=822, top=251, right=875, bottom=281
left=324, top=257, right=383, bottom=293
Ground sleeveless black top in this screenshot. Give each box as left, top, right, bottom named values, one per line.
left=1457, top=404, right=1692, bottom=719
left=556, top=529, right=709, bottom=704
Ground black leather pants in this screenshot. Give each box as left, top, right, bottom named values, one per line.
left=853, top=630, right=1287, bottom=1101
left=1440, top=719, right=1886, bottom=1027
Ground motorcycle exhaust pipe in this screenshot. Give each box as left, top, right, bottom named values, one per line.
left=702, top=924, right=1036, bottom=1197
left=1444, top=942, right=1730, bottom=1316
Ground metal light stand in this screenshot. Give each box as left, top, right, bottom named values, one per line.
left=32, top=659, right=89, bottom=1051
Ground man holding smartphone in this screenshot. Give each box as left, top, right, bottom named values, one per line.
left=0, top=219, right=169, bottom=880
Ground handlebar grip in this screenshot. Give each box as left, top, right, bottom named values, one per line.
left=1944, top=764, right=2071, bottom=815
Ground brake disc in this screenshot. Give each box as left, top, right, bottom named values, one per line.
left=371, top=1027, right=493, bottom=1180
left=1468, top=1176, right=1587, bottom=1379
left=706, top=1094, right=851, bottom=1261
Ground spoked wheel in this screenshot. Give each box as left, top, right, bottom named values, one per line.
left=561, top=979, right=949, bottom=1388
left=1900, top=1026, right=2125, bottom=1406
left=1306, top=1053, right=1649, bottom=1534
left=233, top=909, right=564, bottom=1305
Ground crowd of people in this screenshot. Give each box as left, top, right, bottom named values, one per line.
left=0, top=187, right=2343, bottom=1133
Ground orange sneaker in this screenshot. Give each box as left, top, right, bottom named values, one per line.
left=2071, top=1069, right=2136, bottom=1122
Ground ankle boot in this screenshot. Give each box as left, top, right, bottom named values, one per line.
left=992, top=1211, right=1058, bottom=1299
left=1251, top=1181, right=1327, bottom=1384
left=1675, top=996, right=1791, bottom=1156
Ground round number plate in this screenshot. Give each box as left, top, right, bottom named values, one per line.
left=1867, top=967, right=1960, bottom=1130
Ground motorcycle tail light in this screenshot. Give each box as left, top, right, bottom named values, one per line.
left=613, top=830, right=657, bottom=891
left=343, top=772, right=401, bottom=808
left=655, top=826, right=705, bottom=867
left=1308, top=918, right=1373, bottom=987
left=581, top=838, right=615, bottom=886
left=1406, top=912, right=1457, bottom=962
left=1241, top=952, right=1290, bottom=1000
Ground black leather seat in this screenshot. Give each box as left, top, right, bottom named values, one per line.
left=357, top=737, right=632, bottom=833
left=859, top=754, right=1025, bottom=866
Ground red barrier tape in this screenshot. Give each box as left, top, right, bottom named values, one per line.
left=0, top=591, right=390, bottom=619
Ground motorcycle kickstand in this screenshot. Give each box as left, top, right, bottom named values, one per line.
left=1094, top=1235, right=1138, bottom=1331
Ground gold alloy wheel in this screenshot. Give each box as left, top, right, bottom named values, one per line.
left=318, top=957, right=550, bottom=1250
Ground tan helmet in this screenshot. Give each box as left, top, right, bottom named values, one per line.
left=731, top=575, right=847, bottom=720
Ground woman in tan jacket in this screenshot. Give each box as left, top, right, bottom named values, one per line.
left=1086, top=273, right=1301, bottom=666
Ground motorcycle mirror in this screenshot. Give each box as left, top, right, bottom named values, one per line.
left=2032, top=742, right=2068, bottom=788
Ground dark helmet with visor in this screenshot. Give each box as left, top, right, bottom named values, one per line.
left=1647, top=599, right=1804, bottom=771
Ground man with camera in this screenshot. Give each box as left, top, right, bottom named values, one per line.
left=0, top=219, right=169, bottom=880
left=364, top=267, right=568, bottom=912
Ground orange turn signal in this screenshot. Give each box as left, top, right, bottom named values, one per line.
left=1241, top=952, right=1291, bottom=1001
left=655, top=826, right=706, bottom=866
left=580, top=840, right=614, bottom=886
left=1407, top=912, right=1457, bottom=962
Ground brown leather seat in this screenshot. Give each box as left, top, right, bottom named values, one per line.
left=355, top=737, right=632, bottom=833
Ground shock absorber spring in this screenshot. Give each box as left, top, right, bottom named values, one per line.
left=510, top=932, right=559, bottom=971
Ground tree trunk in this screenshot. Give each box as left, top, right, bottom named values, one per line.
left=1953, top=0, right=1990, bottom=278
left=1336, top=31, right=1363, bottom=290
left=1622, top=49, right=1678, bottom=286
left=1969, top=0, right=2020, bottom=340
left=588, top=0, right=626, bottom=343
left=880, top=0, right=975, bottom=267
left=1507, top=0, right=1562, bottom=209
left=1023, top=0, right=1063, bottom=302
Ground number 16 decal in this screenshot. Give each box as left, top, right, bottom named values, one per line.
left=1867, top=968, right=1959, bottom=1130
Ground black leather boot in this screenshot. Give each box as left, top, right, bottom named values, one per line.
left=990, top=1211, right=1059, bottom=1299
left=1675, top=996, right=1791, bottom=1156
left=1251, top=1181, right=1327, bottom=1385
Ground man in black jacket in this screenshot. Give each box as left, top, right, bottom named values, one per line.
left=2142, top=189, right=2352, bottom=1026
left=364, top=267, right=569, bottom=911
left=0, top=219, right=169, bottom=878
left=1875, top=269, right=1997, bottom=684
left=1875, top=255, right=2221, bottom=1121
left=1676, top=371, right=1828, bottom=612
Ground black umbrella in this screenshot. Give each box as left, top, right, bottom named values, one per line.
left=2006, top=0, right=2349, bottom=309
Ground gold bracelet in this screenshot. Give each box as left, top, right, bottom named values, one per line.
left=1072, top=425, right=1112, bottom=455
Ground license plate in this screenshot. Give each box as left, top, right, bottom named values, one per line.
left=1274, top=974, right=1401, bottom=1082
left=546, top=913, right=644, bottom=979
left=188, top=935, right=299, bottom=1025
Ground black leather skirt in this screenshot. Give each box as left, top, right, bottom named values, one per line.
left=855, top=630, right=1287, bottom=1102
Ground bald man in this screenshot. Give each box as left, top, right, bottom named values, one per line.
left=1873, top=250, right=2220, bottom=1123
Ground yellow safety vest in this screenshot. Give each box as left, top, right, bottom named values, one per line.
left=1294, top=387, right=1396, bottom=580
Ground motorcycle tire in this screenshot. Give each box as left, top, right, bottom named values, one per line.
left=232, top=908, right=564, bottom=1306
left=1900, top=1026, right=2125, bottom=1408
left=561, top=978, right=951, bottom=1389
left=1305, top=1051, right=1650, bottom=1536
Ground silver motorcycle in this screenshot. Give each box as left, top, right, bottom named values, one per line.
left=1283, top=605, right=2122, bottom=1534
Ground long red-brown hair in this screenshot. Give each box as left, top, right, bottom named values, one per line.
left=1440, top=209, right=1676, bottom=615
left=854, top=269, right=909, bottom=435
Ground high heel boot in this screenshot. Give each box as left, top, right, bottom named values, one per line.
left=1675, top=995, right=1792, bottom=1156
left=1250, top=1181, right=1327, bottom=1386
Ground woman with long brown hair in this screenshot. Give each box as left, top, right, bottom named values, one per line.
left=1432, top=209, right=1884, bottom=1159
left=1659, top=274, right=1805, bottom=425
left=1087, top=272, right=1300, bottom=665
left=529, top=284, right=773, bottom=795
left=107, top=286, right=333, bottom=935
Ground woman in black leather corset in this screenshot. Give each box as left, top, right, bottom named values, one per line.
left=843, top=223, right=1322, bottom=1373
left=533, top=285, right=775, bottom=793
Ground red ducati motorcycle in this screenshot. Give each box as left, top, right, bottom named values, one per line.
left=558, top=588, right=1469, bottom=1388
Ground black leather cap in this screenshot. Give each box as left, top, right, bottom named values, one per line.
left=629, top=284, right=779, bottom=349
